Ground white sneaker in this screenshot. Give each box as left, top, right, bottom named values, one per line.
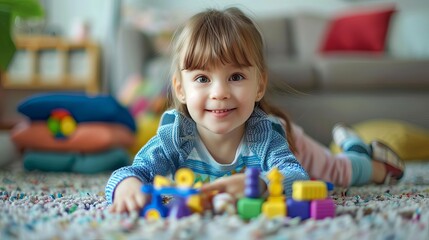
left=332, top=123, right=360, bottom=149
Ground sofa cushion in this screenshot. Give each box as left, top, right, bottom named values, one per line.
left=388, top=9, right=429, bottom=59
left=314, top=55, right=429, bottom=90
left=320, top=6, right=395, bottom=53
left=291, top=12, right=329, bottom=61
left=266, top=57, right=316, bottom=91
left=255, top=17, right=292, bottom=57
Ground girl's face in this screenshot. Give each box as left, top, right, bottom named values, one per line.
left=174, top=63, right=266, bottom=137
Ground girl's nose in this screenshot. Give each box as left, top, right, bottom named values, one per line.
left=210, top=81, right=230, bottom=100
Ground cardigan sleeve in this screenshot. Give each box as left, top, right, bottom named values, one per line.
left=263, top=130, right=310, bottom=197
left=104, top=110, right=185, bottom=204
left=247, top=108, right=309, bottom=197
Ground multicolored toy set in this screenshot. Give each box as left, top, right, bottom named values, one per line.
left=139, top=167, right=336, bottom=221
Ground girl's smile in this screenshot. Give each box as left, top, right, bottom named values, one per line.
left=206, top=108, right=236, bottom=117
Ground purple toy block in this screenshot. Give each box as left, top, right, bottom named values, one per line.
left=168, top=197, right=191, bottom=219
left=246, top=168, right=260, bottom=177
left=245, top=168, right=261, bottom=198
left=287, top=198, right=310, bottom=220
left=310, top=198, right=335, bottom=220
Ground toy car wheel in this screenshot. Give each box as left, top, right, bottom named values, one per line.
left=145, top=209, right=162, bottom=220
left=175, top=168, right=195, bottom=188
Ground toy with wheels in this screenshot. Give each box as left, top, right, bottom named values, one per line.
left=140, top=168, right=201, bottom=220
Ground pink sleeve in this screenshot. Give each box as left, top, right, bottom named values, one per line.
left=291, top=123, right=352, bottom=187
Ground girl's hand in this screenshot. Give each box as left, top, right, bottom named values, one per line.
left=109, top=177, right=148, bottom=213
left=201, top=173, right=268, bottom=199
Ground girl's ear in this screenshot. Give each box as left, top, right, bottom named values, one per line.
left=256, top=72, right=268, bottom=101
left=173, top=75, right=186, bottom=103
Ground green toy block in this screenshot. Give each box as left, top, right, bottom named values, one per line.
left=237, top=197, right=264, bottom=220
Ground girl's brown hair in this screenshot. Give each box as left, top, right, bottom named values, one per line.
left=169, top=7, right=296, bottom=153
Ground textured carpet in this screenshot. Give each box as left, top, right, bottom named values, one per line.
left=1, top=161, right=429, bottom=240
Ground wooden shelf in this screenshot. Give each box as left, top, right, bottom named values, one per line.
left=1, top=35, right=100, bottom=93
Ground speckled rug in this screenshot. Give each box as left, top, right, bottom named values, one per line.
left=1, top=161, right=429, bottom=240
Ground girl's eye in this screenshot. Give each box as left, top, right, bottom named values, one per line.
left=230, top=73, right=244, bottom=82
left=195, top=76, right=210, bottom=83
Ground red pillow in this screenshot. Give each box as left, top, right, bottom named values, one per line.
left=320, top=6, right=396, bottom=52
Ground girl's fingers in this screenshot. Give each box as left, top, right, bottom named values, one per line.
left=125, top=197, right=138, bottom=212
left=112, top=202, right=125, bottom=213
left=135, top=193, right=146, bottom=208
left=200, top=181, right=226, bottom=194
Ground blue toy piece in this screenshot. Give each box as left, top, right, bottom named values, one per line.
left=287, top=198, right=310, bottom=220
left=141, top=185, right=169, bottom=219
left=140, top=168, right=201, bottom=220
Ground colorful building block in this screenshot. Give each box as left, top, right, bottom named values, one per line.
left=244, top=168, right=261, bottom=198
left=262, top=168, right=286, bottom=218
left=237, top=197, right=264, bottom=220
left=310, top=198, right=335, bottom=219
left=292, top=181, right=327, bottom=201
left=286, top=198, right=310, bottom=220
left=266, top=167, right=284, bottom=197
left=262, top=197, right=286, bottom=218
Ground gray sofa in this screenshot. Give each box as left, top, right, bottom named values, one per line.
left=114, top=8, right=429, bottom=145
left=257, top=10, right=429, bottom=144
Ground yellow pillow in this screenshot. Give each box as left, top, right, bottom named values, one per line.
left=330, top=119, right=429, bottom=161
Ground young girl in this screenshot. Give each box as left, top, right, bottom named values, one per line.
left=105, top=7, right=404, bottom=213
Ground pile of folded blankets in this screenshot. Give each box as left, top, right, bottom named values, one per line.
left=10, top=93, right=136, bottom=174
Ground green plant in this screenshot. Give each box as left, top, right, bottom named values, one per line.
left=0, top=0, right=44, bottom=71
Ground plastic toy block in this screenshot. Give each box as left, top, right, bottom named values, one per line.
left=268, top=182, right=283, bottom=197
left=286, top=198, right=310, bottom=220
left=168, top=197, right=192, bottom=219
left=267, top=167, right=283, bottom=182
left=310, top=198, right=335, bottom=220
left=245, top=168, right=261, bottom=198
left=237, top=197, right=264, bottom=220
left=262, top=199, right=286, bottom=218
left=292, top=181, right=327, bottom=201
left=325, top=182, right=334, bottom=191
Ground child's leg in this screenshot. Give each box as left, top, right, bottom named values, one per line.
left=332, top=123, right=405, bottom=185
left=332, top=123, right=375, bottom=186
left=292, top=124, right=355, bottom=187
left=342, top=152, right=373, bottom=186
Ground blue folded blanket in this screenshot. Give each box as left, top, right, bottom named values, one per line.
left=23, top=148, right=130, bottom=174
